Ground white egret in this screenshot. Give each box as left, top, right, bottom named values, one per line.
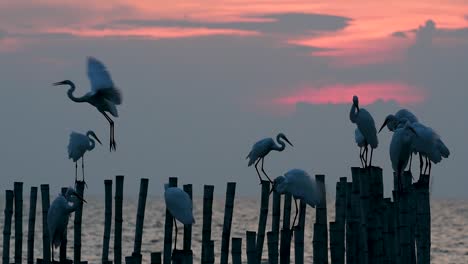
left=406, top=121, right=450, bottom=176
left=390, top=121, right=418, bottom=191
left=164, top=185, right=195, bottom=250
left=349, top=96, right=378, bottom=167
left=355, top=128, right=366, bottom=167
left=271, top=169, right=320, bottom=228
left=48, top=187, right=86, bottom=262
left=246, top=133, right=293, bottom=184
left=68, top=130, right=102, bottom=185
left=54, top=57, right=122, bottom=151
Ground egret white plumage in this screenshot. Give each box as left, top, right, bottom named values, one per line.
left=246, top=133, right=293, bottom=184
left=48, top=187, right=86, bottom=262
left=68, top=130, right=102, bottom=185
left=379, top=109, right=419, bottom=169
left=349, top=96, right=378, bottom=167
left=271, top=169, right=320, bottom=229
left=54, top=57, right=122, bottom=151
left=164, top=185, right=195, bottom=250
left=390, top=121, right=418, bottom=191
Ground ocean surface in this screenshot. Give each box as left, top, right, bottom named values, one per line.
left=0, top=196, right=467, bottom=263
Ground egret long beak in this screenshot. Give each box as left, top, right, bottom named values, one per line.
left=355, top=105, right=360, bottom=112
left=408, top=126, right=418, bottom=137
left=284, top=137, right=293, bottom=147
left=378, top=118, right=389, bottom=133
left=72, top=191, right=87, bottom=203
left=53, top=81, right=65, bottom=86
left=93, top=134, right=102, bottom=145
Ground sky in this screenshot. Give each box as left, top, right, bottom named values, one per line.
left=0, top=0, right=467, bottom=198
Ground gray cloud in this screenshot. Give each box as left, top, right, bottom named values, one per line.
left=101, top=13, right=351, bottom=36
left=391, top=31, right=407, bottom=38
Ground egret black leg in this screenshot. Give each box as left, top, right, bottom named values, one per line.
left=423, top=156, right=429, bottom=175
left=428, top=159, right=432, bottom=176
left=75, top=162, right=78, bottom=183
left=419, top=153, right=424, bottom=176
left=260, top=158, right=273, bottom=183
left=173, top=218, right=178, bottom=251
left=369, top=147, right=374, bottom=168
left=409, top=154, right=413, bottom=172
left=291, top=198, right=299, bottom=229
left=82, top=156, right=88, bottom=189
left=364, top=146, right=369, bottom=168
left=102, top=112, right=116, bottom=151
left=359, top=148, right=365, bottom=168
left=254, top=159, right=262, bottom=184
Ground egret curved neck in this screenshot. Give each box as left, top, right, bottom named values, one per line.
left=66, top=82, right=86, bottom=102
left=349, top=104, right=358, bottom=123
left=273, top=135, right=287, bottom=152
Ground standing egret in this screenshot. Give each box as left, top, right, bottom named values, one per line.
left=405, top=121, right=450, bottom=176
left=390, top=121, right=418, bottom=191
left=54, top=57, right=122, bottom=151
left=68, top=130, right=102, bottom=185
left=48, top=187, right=86, bottom=262
left=246, top=133, right=293, bottom=184
left=271, top=169, right=320, bottom=229
left=164, top=184, right=195, bottom=250
left=349, top=96, right=378, bottom=167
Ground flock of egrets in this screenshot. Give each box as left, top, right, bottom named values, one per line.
left=45, top=57, right=450, bottom=261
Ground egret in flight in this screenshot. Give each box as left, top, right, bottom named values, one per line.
left=349, top=96, right=378, bottom=168
left=271, top=169, right=320, bottom=229
left=54, top=57, right=122, bottom=151
left=48, top=187, right=86, bottom=262
left=390, top=121, right=418, bottom=191
left=246, top=133, right=293, bottom=184
left=164, top=184, right=195, bottom=250
left=68, top=130, right=102, bottom=185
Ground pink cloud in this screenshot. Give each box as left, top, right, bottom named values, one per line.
left=274, top=82, right=426, bottom=106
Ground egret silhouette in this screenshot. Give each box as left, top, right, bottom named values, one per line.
left=48, top=187, right=86, bottom=262
left=68, top=130, right=102, bottom=185
left=355, top=128, right=366, bottom=167
left=164, top=184, right=195, bottom=250
left=390, top=121, right=418, bottom=191
left=246, top=133, right=293, bottom=184
left=271, top=169, right=320, bottom=229
left=54, top=57, right=122, bottom=151
left=349, top=96, right=378, bottom=168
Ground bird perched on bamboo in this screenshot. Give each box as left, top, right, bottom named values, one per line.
left=164, top=184, right=195, bottom=250
left=246, top=133, right=293, bottom=184
left=271, top=169, right=321, bottom=229
left=390, top=121, right=418, bottom=191
left=68, top=130, right=102, bottom=185
left=349, top=95, right=378, bottom=168
left=48, top=187, right=86, bottom=262
left=54, top=57, right=122, bottom=151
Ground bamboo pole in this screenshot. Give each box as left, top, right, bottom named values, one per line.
left=267, top=232, right=278, bottom=264
left=133, top=178, right=149, bottom=261
left=201, top=185, right=214, bottom=263
left=3, top=190, right=14, bottom=264
left=357, top=168, right=369, bottom=264
left=60, top=187, right=68, bottom=263
left=40, top=184, right=51, bottom=264
left=183, top=184, right=193, bottom=251
left=329, top=222, right=338, bottom=264
left=345, top=181, right=358, bottom=264
left=163, top=177, right=177, bottom=264
left=334, top=177, right=347, bottom=264
left=246, top=231, right=257, bottom=264
left=220, top=182, right=236, bottom=264
left=114, top=176, right=125, bottom=264
left=367, top=167, right=384, bottom=263
left=256, top=180, right=270, bottom=263
left=102, top=180, right=113, bottom=263
left=14, top=182, right=23, bottom=264
left=27, top=187, right=37, bottom=264
left=313, top=174, right=328, bottom=264
left=74, top=181, right=86, bottom=264
left=415, top=174, right=430, bottom=264
left=231, top=237, right=242, bottom=264
left=294, top=201, right=306, bottom=264
left=279, top=193, right=292, bottom=264
left=150, top=252, right=161, bottom=264
left=205, top=240, right=215, bottom=264
left=382, top=198, right=395, bottom=264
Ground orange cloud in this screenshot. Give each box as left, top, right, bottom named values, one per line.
left=274, top=82, right=425, bottom=106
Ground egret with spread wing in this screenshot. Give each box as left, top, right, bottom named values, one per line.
left=54, top=57, right=122, bottom=151
left=246, top=133, right=293, bottom=184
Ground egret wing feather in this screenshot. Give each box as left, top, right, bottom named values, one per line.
left=283, top=169, right=320, bottom=207
left=87, top=57, right=114, bottom=91
left=47, top=195, right=70, bottom=248
left=165, top=187, right=195, bottom=225
left=68, top=132, right=89, bottom=162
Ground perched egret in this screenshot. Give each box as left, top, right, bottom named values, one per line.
left=355, top=128, right=366, bottom=167
left=390, top=121, right=418, bottom=191
left=68, top=130, right=102, bottom=185
left=379, top=109, right=419, bottom=132
left=271, top=169, right=320, bottom=229
left=48, top=187, right=86, bottom=262
left=349, top=96, right=378, bottom=167
left=54, top=57, right=122, bottom=151
left=405, top=121, right=450, bottom=176
left=164, top=184, right=195, bottom=250
left=246, top=133, right=293, bottom=184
